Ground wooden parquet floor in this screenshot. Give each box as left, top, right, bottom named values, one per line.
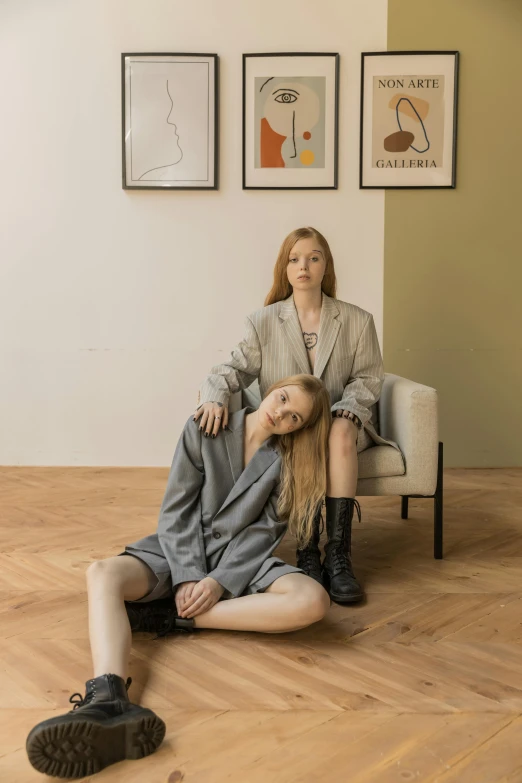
left=0, top=466, right=521, bottom=782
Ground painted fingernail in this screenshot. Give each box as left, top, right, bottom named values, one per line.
left=211, top=434, right=215, bottom=439
left=199, top=426, right=203, bottom=431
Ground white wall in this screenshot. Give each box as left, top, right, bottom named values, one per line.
left=0, top=0, right=387, bottom=466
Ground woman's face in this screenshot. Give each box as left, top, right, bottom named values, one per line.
left=286, top=237, right=326, bottom=293
left=258, top=385, right=314, bottom=435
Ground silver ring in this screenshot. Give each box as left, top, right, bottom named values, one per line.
left=215, top=416, right=221, bottom=420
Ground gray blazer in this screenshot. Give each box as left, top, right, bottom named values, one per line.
left=124, top=408, right=291, bottom=598
left=199, top=293, right=399, bottom=451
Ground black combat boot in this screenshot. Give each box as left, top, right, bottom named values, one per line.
left=296, top=504, right=324, bottom=586
left=125, top=597, right=196, bottom=639
left=322, top=497, right=364, bottom=604
left=26, top=673, right=166, bottom=778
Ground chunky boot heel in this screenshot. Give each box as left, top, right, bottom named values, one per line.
left=26, top=673, right=166, bottom=778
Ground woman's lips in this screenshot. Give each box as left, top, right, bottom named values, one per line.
left=297, top=276, right=310, bottom=280
left=266, top=412, right=275, bottom=426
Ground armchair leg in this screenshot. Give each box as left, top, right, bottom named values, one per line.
left=434, top=441, right=444, bottom=560
left=398, top=442, right=444, bottom=559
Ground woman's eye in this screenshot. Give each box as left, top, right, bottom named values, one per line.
left=311, top=257, right=319, bottom=262
left=289, top=258, right=297, bottom=263
left=292, top=415, right=298, bottom=422
left=280, top=394, right=285, bottom=402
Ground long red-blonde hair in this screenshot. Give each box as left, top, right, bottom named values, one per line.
left=265, top=374, right=331, bottom=548
left=264, top=227, right=337, bottom=306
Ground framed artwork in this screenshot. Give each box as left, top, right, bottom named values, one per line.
left=121, top=53, right=218, bottom=190
left=360, top=51, right=459, bottom=189
left=243, top=52, right=339, bottom=189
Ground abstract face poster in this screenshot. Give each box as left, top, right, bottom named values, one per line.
left=360, top=52, right=459, bottom=188
left=254, top=77, right=325, bottom=169
left=243, top=54, right=339, bottom=189
left=122, top=54, right=218, bottom=189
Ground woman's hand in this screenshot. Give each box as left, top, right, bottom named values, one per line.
left=178, top=576, right=225, bottom=618
left=193, top=402, right=229, bottom=438
left=174, top=581, right=200, bottom=616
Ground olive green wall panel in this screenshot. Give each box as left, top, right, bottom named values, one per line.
left=385, top=0, right=522, bottom=466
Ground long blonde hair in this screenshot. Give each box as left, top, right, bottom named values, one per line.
left=264, top=227, right=337, bottom=307
left=265, top=375, right=331, bottom=548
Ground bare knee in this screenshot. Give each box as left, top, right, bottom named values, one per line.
left=329, top=418, right=358, bottom=460
left=292, top=581, right=330, bottom=627
left=86, top=558, right=124, bottom=589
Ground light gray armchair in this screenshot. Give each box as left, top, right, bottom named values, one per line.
left=231, top=372, right=443, bottom=558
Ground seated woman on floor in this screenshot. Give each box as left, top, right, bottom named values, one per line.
left=26, top=373, right=332, bottom=779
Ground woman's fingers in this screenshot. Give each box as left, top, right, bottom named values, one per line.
left=184, top=595, right=211, bottom=618
left=193, top=403, right=229, bottom=437
left=181, top=588, right=207, bottom=615
left=181, top=587, right=201, bottom=614
left=204, top=413, right=215, bottom=437
left=199, top=410, right=209, bottom=432
left=185, top=600, right=212, bottom=619
left=176, top=587, right=187, bottom=614
left=211, top=414, right=222, bottom=438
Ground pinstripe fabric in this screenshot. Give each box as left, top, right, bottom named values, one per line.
left=199, top=293, right=400, bottom=451
left=121, top=408, right=304, bottom=598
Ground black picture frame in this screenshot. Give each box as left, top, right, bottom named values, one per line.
left=242, top=52, right=339, bottom=190
left=359, top=51, right=459, bottom=189
left=121, top=52, right=219, bottom=190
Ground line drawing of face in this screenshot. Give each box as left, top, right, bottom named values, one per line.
left=138, top=79, right=183, bottom=180
left=261, top=80, right=320, bottom=162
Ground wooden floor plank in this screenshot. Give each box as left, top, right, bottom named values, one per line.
left=1, top=465, right=521, bottom=780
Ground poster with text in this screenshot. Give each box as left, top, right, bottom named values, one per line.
left=360, top=53, right=458, bottom=188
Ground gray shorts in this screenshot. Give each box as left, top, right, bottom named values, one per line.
left=118, top=550, right=303, bottom=604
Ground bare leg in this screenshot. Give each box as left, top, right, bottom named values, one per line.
left=193, top=573, right=330, bottom=633
left=86, top=555, right=157, bottom=679
left=327, top=417, right=359, bottom=497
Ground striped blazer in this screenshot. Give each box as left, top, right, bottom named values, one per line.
left=124, top=408, right=293, bottom=598
left=199, top=293, right=399, bottom=451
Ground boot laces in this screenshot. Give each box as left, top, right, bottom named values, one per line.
left=127, top=602, right=165, bottom=634
left=69, top=676, right=132, bottom=710
left=296, top=506, right=324, bottom=572
left=297, top=546, right=321, bottom=573
left=330, top=499, right=362, bottom=573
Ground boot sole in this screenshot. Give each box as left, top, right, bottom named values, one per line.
left=322, top=571, right=365, bottom=604
left=26, top=709, right=166, bottom=778
left=328, top=591, right=364, bottom=604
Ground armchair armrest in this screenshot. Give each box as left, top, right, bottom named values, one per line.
left=379, top=373, right=439, bottom=495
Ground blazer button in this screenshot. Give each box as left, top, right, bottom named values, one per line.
left=212, top=531, right=221, bottom=539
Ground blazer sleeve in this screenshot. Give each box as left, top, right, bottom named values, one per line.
left=198, top=316, right=262, bottom=407
left=205, top=484, right=286, bottom=598
left=156, top=417, right=208, bottom=588
left=331, top=313, right=384, bottom=426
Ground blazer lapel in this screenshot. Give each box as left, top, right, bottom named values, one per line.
left=314, top=294, right=341, bottom=380
left=223, top=408, right=247, bottom=483
left=278, top=295, right=311, bottom=375
left=217, top=436, right=279, bottom=517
